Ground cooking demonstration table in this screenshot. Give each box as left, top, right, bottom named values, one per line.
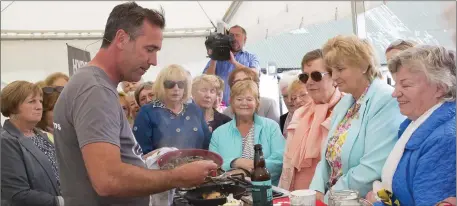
left=172, top=173, right=327, bottom=206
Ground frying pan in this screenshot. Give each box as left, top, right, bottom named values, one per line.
left=184, top=184, right=246, bottom=206
left=157, top=149, right=223, bottom=173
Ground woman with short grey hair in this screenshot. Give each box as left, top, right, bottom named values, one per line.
left=134, top=81, right=155, bottom=107
left=367, top=45, right=456, bottom=206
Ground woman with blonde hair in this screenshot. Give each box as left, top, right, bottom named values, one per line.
left=118, top=92, right=133, bottom=126
left=210, top=80, right=285, bottom=185
left=192, top=74, right=231, bottom=132
left=279, top=49, right=343, bottom=191
left=309, top=35, right=405, bottom=202
left=133, top=64, right=211, bottom=155
left=44, top=72, right=69, bottom=87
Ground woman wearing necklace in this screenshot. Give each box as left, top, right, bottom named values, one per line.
left=133, top=64, right=212, bottom=155
left=192, top=74, right=231, bottom=132
left=309, top=35, right=405, bottom=203
left=1, top=81, right=63, bottom=206
left=209, top=80, right=285, bottom=186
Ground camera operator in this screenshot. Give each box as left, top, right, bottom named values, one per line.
left=203, top=25, right=260, bottom=106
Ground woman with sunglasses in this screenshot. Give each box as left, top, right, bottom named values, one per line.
left=309, top=35, right=405, bottom=203
left=279, top=49, right=343, bottom=191
left=133, top=64, right=212, bottom=155
left=36, top=86, right=64, bottom=144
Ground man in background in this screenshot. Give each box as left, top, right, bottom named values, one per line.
left=53, top=2, right=217, bottom=206
left=203, top=25, right=260, bottom=106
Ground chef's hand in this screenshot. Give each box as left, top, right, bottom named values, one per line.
left=142, top=149, right=160, bottom=160
left=234, top=158, right=253, bottom=171
left=226, top=169, right=249, bottom=176
left=316, top=191, right=324, bottom=202
left=172, top=160, right=218, bottom=188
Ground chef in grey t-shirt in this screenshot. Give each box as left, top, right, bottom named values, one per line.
left=52, top=3, right=217, bottom=206
left=53, top=66, right=149, bottom=205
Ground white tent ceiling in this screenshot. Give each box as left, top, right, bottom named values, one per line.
left=1, top=1, right=384, bottom=43
left=1, top=1, right=231, bottom=30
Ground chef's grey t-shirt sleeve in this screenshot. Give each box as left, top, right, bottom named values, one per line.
left=73, top=85, right=121, bottom=149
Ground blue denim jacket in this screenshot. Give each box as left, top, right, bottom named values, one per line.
left=133, top=101, right=211, bottom=154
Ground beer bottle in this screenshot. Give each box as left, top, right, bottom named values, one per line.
left=251, top=144, right=273, bottom=206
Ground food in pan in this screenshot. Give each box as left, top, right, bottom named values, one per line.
left=202, top=191, right=225, bottom=199
left=160, top=155, right=205, bottom=170
left=222, top=194, right=242, bottom=206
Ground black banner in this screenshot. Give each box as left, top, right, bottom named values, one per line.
left=66, top=44, right=91, bottom=76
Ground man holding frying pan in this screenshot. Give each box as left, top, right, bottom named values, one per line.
left=53, top=2, right=217, bottom=206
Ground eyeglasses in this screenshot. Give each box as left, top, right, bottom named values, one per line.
left=299, top=71, right=330, bottom=84
left=42, top=86, right=64, bottom=94
left=163, top=80, right=186, bottom=89
left=290, top=93, right=308, bottom=102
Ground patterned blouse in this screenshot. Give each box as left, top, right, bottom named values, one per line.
left=325, top=86, right=369, bottom=187
left=150, top=100, right=188, bottom=116
left=31, top=132, right=60, bottom=184
left=241, top=125, right=255, bottom=160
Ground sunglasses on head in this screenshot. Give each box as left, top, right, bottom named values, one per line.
left=299, top=71, right=330, bottom=84
left=42, top=86, right=64, bottom=94
left=163, top=80, right=186, bottom=89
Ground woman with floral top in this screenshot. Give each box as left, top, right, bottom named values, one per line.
left=133, top=64, right=211, bottom=155
left=309, top=35, right=405, bottom=203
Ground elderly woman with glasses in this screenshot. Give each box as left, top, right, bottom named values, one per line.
left=1, top=81, right=63, bottom=206
left=209, top=80, right=285, bottom=185
left=279, top=49, right=343, bottom=191
left=366, top=45, right=456, bottom=206
left=282, top=79, right=311, bottom=137
left=192, top=74, right=231, bottom=132
left=309, top=35, right=405, bottom=203
left=223, top=67, right=280, bottom=123
left=36, top=86, right=64, bottom=143
left=133, top=64, right=211, bottom=155
left=278, top=71, right=300, bottom=134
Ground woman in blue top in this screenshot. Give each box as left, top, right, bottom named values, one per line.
left=133, top=64, right=211, bottom=155
left=209, top=80, right=285, bottom=186
left=309, top=35, right=405, bottom=203
left=366, top=45, right=456, bottom=206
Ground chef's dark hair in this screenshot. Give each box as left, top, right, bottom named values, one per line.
left=101, top=2, right=165, bottom=48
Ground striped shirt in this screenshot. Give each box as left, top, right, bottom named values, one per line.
left=241, top=125, right=255, bottom=160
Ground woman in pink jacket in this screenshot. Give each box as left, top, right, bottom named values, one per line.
left=279, top=49, right=343, bottom=191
